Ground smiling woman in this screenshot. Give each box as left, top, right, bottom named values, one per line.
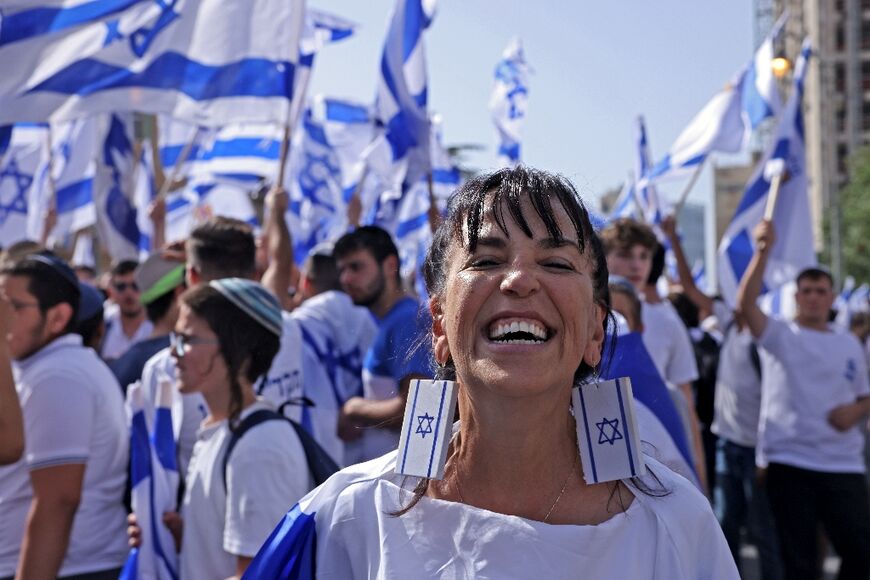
left=244, top=167, right=738, bottom=579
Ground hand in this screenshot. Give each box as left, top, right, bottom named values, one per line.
left=347, top=193, right=362, bottom=228
left=337, top=397, right=365, bottom=442
left=160, top=240, right=187, bottom=263
left=828, top=402, right=863, bottom=432
left=148, top=198, right=167, bottom=226
left=127, top=513, right=142, bottom=548
left=753, top=219, right=776, bottom=251
left=265, top=186, right=289, bottom=215
left=661, top=214, right=677, bottom=240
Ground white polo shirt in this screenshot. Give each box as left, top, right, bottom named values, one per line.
left=101, top=309, right=153, bottom=361
left=0, top=335, right=128, bottom=577
left=757, top=317, right=870, bottom=473
left=641, top=300, right=699, bottom=386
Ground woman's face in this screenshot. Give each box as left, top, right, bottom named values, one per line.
left=432, top=196, right=605, bottom=398
left=172, top=304, right=227, bottom=395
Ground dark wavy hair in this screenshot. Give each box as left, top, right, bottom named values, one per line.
left=180, top=285, right=280, bottom=427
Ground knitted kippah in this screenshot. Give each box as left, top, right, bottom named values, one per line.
left=208, top=278, right=282, bottom=337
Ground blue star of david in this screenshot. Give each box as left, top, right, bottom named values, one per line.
left=0, top=158, right=32, bottom=226
left=596, top=417, right=623, bottom=446
left=103, top=19, right=124, bottom=47
left=416, top=413, right=435, bottom=439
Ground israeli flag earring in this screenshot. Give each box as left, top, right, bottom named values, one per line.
left=395, top=364, right=459, bottom=480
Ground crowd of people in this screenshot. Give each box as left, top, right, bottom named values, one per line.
left=0, top=166, right=867, bottom=579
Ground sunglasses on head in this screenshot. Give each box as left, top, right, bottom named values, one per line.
left=113, top=281, right=139, bottom=292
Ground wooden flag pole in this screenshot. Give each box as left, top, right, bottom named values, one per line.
left=275, top=123, right=292, bottom=189
left=147, top=114, right=166, bottom=192
left=672, top=158, right=706, bottom=217
left=156, top=127, right=199, bottom=201
left=758, top=170, right=785, bottom=252
left=426, top=171, right=441, bottom=232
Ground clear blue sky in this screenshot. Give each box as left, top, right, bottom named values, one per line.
left=308, top=0, right=756, bottom=208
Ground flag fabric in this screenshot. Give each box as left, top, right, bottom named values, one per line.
left=489, top=37, right=530, bottom=168
left=0, top=124, right=45, bottom=246
left=161, top=174, right=258, bottom=244
left=362, top=0, right=436, bottom=196
left=633, top=117, right=664, bottom=225
left=717, top=40, right=815, bottom=308
left=0, top=0, right=306, bottom=126
left=645, top=15, right=786, bottom=184
left=692, top=260, right=707, bottom=292
left=427, top=113, right=462, bottom=214
left=834, top=278, right=869, bottom=329
left=607, top=178, right=641, bottom=222
left=600, top=332, right=699, bottom=487
left=120, top=381, right=180, bottom=580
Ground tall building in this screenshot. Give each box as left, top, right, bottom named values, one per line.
left=772, top=0, right=870, bottom=266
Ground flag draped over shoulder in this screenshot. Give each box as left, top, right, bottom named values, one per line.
left=362, top=0, right=436, bottom=196
left=0, top=0, right=306, bottom=126
left=717, top=40, right=815, bottom=308
left=645, top=13, right=786, bottom=184
left=489, top=37, right=530, bottom=168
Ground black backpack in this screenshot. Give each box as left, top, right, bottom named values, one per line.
left=222, top=409, right=340, bottom=492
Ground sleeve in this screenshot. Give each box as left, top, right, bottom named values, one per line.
left=711, top=300, right=734, bottom=330
left=664, top=317, right=699, bottom=385
left=23, top=372, right=94, bottom=469
left=756, top=316, right=789, bottom=358
left=223, top=423, right=311, bottom=557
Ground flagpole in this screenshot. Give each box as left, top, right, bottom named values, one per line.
left=758, top=170, right=785, bottom=252
left=41, top=127, right=58, bottom=245
left=147, top=114, right=166, bottom=192
left=672, top=158, right=706, bottom=217
left=156, top=127, right=199, bottom=201
left=275, top=123, right=292, bottom=188
left=426, top=171, right=441, bottom=232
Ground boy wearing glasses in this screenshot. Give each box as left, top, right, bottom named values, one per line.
left=101, top=260, right=153, bottom=361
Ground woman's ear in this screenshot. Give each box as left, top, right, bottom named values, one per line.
left=582, top=303, right=606, bottom=368
left=430, top=297, right=450, bottom=365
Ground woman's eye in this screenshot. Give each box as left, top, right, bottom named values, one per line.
left=544, top=261, right=574, bottom=271
left=470, top=258, right=499, bottom=268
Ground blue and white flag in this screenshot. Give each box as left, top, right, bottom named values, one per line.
left=717, top=40, right=815, bottom=308
left=362, top=0, right=436, bottom=196
left=165, top=174, right=258, bottom=242
left=121, top=381, right=179, bottom=580
left=427, top=113, right=462, bottom=214
left=692, top=260, right=707, bottom=292
left=38, top=118, right=99, bottom=244
left=607, top=178, right=641, bottom=222
left=634, top=116, right=664, bottom=225
left=645, top=14, right=786, bottom=184
left=0, top=124, right=45, bottom=246
left=834, top=278, right=868, bottom=329
left=0, top=0, right=306, bottom=126
left=489, top=37, right=530, bottom=168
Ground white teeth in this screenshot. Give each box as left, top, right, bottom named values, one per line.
left=488, top=319, right=549, bottom=341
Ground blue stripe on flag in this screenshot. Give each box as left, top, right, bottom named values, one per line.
left=577, top=386, right=598, bottom=482
left=498, top=142, right=520, bottom=162
left=129, top=410, right=150, bottom=487
left=0, top=0, right=144, bottom=47
left=426, top=381, right=447, bottom=478
left=396, top=211, right=428, bottom=238
left=29, top=52, right=296, bottom=100
left=431, top=168, right=459, bottom=185
left=205, top=137, right=280, bottom=160
left=402, top=0, right=427, bottom=61
left=614, top=378, right=636, bottom=477
left=726, top=228, right=754, bottom=284
left=55, top=178, right=93, bottom=213
left=324, top=100, right=369, bottom=124
left=400, top=380, right=421, bottom=473
left=241, top=504, right=317, bottom=579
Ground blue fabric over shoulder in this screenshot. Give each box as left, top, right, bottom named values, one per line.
left=242, top=504, right=318, bottom=579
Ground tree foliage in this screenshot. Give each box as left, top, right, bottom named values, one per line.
left=822, top=146, right=870, bottom=285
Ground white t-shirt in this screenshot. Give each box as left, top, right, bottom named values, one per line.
left=641, top=300, right=699, bottom=386
left=249, top=453, right=738, bottom=579
left=100, top=309, right=153, bottom=361
left=757, top=317, right=870, bottom=473
left=180, top=400, right=311, bottom=579
left=710, top=302, right=763, bottom=447
left=0, top=335, right=128, bottom=577
left=291, top=291, right=377, bottom=467
left=140, top=312, right=305, bottom=477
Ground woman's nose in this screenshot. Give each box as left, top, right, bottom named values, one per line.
left=499, top=262, right=540, bottom=297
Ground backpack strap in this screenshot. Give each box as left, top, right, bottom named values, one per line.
left=222, top=409, right=339, bottom=493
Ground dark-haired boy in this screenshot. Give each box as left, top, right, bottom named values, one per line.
left=101, top=259, right=153, bottom=361
left=739, top=220, right=870, bottom=579
left=0, top=255, right=127, bottom=579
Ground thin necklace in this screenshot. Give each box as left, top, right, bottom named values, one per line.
left=452, top=451, right=578, bottom=524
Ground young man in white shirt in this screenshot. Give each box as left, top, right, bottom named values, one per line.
left=0, top=254, right=128, bottom=580
left=738, top=220, right=870, bottom=580
left=601, top=218, right=707, bottom=491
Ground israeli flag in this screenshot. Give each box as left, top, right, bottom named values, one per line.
left=645, top=14, right=786, bottom=184
left=168, top=174, right=258, bottom=240
left=121, top=381, right=179, bottom=580
left=93, top=113, right=146, bottom=259
left=362, top=0, right=436, bottom=196
left=489, top=37, right=530, bottom=168
left=634, top=116, right=665, bottom=225
left=428, top=113, right=462, bottom=214
left=37, top=118, right=99, bottom=245
left=0, top=124, right=45, bottom=246
left=0, top=0, right=306, bottom=126
left=717, top=40, right=815, bottom=308
left=607, top=178, right=641, bottom=222
left=692, top=260, right=707, bottom=292
left=833, top=277, right=869, bottom=329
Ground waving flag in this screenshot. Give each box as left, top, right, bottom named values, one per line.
left=362, top=0, right=436, bottom=196
left=0, top=0, right=306, bottom=126
left=645, top=14, right=786, bottom=184
left=634, top=116, right=665, bottom=225
left=717, top=40, right=814, bottom=307
left=121, top=381, right=179, bottom=580
left=0, top=124, right=45, bottom=246
left=607, top=178, right=641, bottom=222
left=490, top=37, right=530, bottom=168
left=428, top=113, right=462, bottom=213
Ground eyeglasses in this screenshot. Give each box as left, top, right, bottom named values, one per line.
left=169, top=332, right=219, bottom=358
left=113, top=281, right=139, bottom=293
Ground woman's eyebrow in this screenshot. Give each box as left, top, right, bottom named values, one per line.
left=475, top=236, right=508, bottom=249
left=539, top=237, right=576, bottom=250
